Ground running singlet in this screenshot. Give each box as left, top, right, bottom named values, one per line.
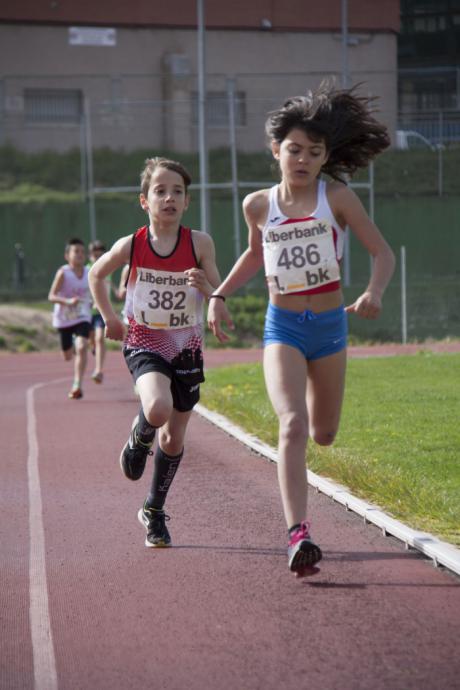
left=124, top=226, right=204, bottom=363
left=52, top=265, right=92, bottom=328
left=262, top=180, right=345, bottom=295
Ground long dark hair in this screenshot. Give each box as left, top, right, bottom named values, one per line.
left=265, top=81, right=390, bottom=182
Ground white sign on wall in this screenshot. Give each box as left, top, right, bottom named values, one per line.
left=69, top=27, right=117, bottom=47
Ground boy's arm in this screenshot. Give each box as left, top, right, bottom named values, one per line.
left=117, top=264, right=130, bottom=300
left=48, top=267, right=76, bottom=306
left=186, top=231, right=221, bottom=297
left=89, top=236, right=131, bottom=339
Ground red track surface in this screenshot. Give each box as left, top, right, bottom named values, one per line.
left=2, top=349, right=460, bottom=690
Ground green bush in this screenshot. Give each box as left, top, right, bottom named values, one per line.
left=2, top=143, right=460, bottom=198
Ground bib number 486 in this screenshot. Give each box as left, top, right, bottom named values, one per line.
left=277, top=244, right=321, bottom=270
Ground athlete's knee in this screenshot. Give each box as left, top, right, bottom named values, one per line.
left=278, top=411, right=308, bottom=444
left=74, top=338, right=87, bottom=355
left=311, top=427, right=337, bottom=446
left=63, top=349, right=73, bottom=361
left=159, top=431, right=184, bottom=456
left=143, top=398, right=172, bottom=427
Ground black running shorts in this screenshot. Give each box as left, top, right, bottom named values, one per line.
left=123, top=347, right=205, bottom=412
left=58, top=321, right=91, bottom=351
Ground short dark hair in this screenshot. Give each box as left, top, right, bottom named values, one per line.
left=88, top=240, right=106, bottom=253
left=65, top=237, right=85, bottom=253
left=140, top=157, right=192, bottom=196
left=265, top=80, right=390, bottom=182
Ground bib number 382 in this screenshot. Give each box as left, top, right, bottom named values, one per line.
left=133, top=268, right=202, bottom=329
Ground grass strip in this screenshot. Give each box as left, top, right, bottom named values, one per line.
left=201, top=353, right=460, bottom=546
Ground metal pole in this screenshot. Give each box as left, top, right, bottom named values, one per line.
left=401, top=246, right=407, bottom=344
left=341, top=0, right=351, bottom=285
left=80, top=113, right=87, bottom=199
left=341, top=0, right=349, bottom=89
left=197, top=0, right=210, bottom=233
left=369, top=160, right=375, bottom=275
left=438, top=111, right=443, bottom=197
left=84, top=97, right=97, bottom=242
left=227, top=78, right=241, bottom=260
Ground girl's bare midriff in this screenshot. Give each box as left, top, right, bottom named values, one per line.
left=270, top=287, right=344, bottom=313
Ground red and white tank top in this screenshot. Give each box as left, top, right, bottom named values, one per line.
left=262, top=179, right=345, bottom=296
left=124, top=225, right=204, bottom=362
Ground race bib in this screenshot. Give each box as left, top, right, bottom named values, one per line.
left=133, top=268, right=203, bottom=330
left=62, top=289, right=92, bottom=322
left=63, top=303, right=84, bottom=322
left=263, top=219, right=340, bottom=294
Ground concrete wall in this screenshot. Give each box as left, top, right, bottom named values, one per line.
left=0, top=23, right=397, bottom=152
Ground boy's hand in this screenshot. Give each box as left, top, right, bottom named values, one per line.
left=104, top=317, right=126, bottom=341
left=184, top=268, right=211, bottom=295
left=207, top=299, right=234, bottom=343
left=345, top=290, right=382, bottom=319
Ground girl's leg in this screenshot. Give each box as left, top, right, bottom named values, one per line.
left=263, top=343, right=309, bottom=529
left=306, top=348, right=347, bottom=447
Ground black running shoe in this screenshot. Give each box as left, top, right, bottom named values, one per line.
left=138, top=503, right=171, bottom=548
left=119, top=416, right=153, bottom=481
left=288, top=522, right=322, bottom=576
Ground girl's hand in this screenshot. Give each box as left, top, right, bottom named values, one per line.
left=184, top=268, right=211, bottom=295
left=207, top=299, right=234, bottom=343
left=68, top=296, right=80, bottom=306
left=104, top=317, right=126, bottom=341
left=345, top=290, right=382, bottom=320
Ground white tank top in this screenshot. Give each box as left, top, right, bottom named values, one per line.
left=52, top=265, right=92, bottom=328
left=262, top=179, right=345, bottom=295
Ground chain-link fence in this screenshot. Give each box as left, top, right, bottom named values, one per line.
left=1, top=72, right=459, bottom=341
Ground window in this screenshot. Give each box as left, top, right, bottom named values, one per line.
left=192, top=91, right=246, bottom=128
left=24, top=89, right=83, bottom=124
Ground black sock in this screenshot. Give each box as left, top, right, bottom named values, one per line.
left=288, top=523, right=301, bottom=537
left=137, top=408, right=156, bottom=444
left=146, top=446, right=184, bottom=510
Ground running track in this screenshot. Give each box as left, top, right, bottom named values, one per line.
left=2, top=348, right=460, bottom=690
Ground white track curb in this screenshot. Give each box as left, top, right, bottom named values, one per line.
left=195, top=403, right=460, bottom=577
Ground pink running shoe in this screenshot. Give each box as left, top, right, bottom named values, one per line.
left=288, top=521, right=322, bottom=575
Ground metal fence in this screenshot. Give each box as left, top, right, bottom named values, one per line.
left=1, top=74, right=459, bottom=342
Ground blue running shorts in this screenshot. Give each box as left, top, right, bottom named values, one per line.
left=263, top=302, right=347, bottom=361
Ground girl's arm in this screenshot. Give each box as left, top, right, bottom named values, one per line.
left=207, top=192, right=266, bottom=342
left=331, top=184, right=395, bottom=319
left=89, top=236, right=131, bottom=340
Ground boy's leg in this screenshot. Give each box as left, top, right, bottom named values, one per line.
left=119, top=371, right=172, bottom=481
left=139, top=409, right=192, bottom=547
left=73, top=335, right=88, bottom=390
left=59, top=327, right=74, bottom=361
left=92, top=326, right=106, bottom=382
left=146, top=408, right=192, bottom=510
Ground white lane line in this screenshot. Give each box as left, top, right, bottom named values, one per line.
left=195, top=403, right=460, bottom=577
left=27, top=380, right=66, bottom=690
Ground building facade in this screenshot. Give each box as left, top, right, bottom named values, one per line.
left=0, top=1, right=400, bottom=152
